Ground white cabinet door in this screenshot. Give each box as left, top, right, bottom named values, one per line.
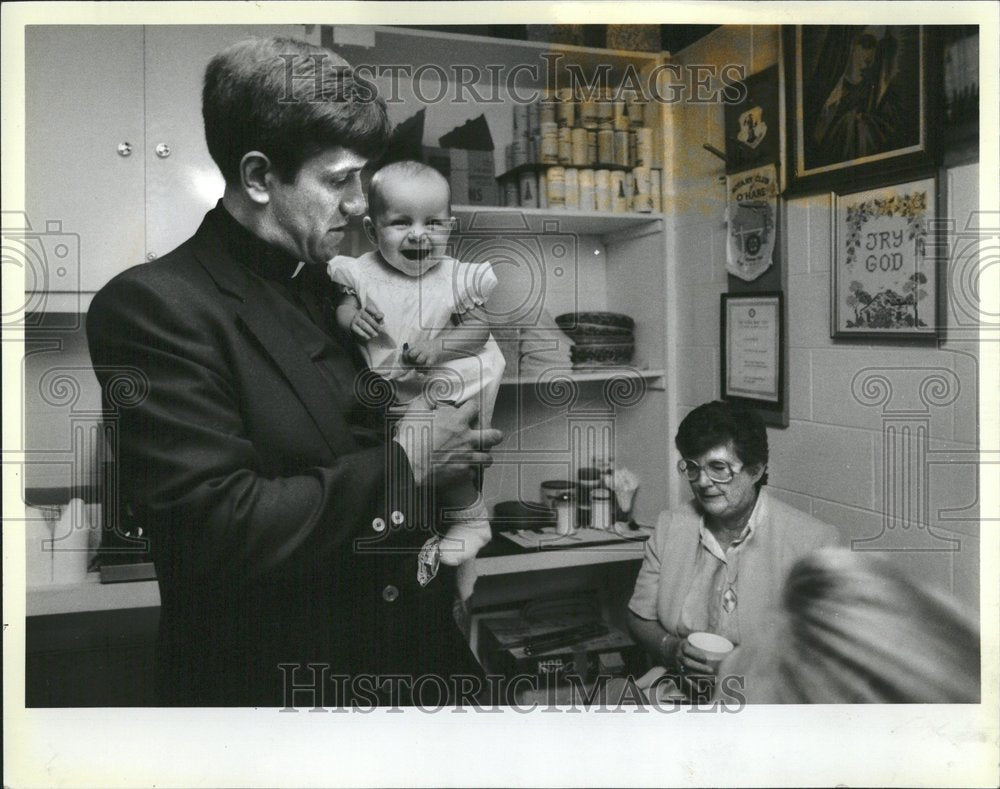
left=25, top=26, right=146, bottom=296
left=143, top=25, right=311, bottom=259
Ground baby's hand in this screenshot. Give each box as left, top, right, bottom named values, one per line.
left=350, top=306, right=384, bottom=340
left=402, top=341, right=439, bottom=369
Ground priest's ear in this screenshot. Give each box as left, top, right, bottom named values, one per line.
left=239, top=151, right=276, bottom=205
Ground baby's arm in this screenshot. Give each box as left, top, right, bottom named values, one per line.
left=402, top=307, right=490, bottom=367
left=334, top=289, right=384, bottom=340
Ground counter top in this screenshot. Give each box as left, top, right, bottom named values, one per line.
left=27, top=573, right=160, bottom=617
left=26, top=528, right=650, bottom=616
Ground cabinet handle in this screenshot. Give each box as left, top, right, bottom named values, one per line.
left=117, top=142, right=133, bottom=157
left=155, top=143, right=171, bottom=159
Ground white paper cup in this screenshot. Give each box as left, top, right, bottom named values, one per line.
left=688, top=631, right=735, bottom=669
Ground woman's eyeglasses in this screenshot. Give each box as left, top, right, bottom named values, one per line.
left=677, top=458, right=738, bottom=484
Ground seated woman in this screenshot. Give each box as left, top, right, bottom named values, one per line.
left=716, top=547, right=980, bottom=703
left=627, top=400, right=840, bottom=689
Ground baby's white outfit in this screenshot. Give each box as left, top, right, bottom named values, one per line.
left=328, top=252, right=505, bottom=598
left=328, top=251, right=505, bottom=421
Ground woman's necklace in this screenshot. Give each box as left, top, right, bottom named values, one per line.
left=722, top=555, right=739, bottom=614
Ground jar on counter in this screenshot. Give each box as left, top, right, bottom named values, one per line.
left=591, top=488, right=613, bottom=531
left=553, top=490, right=576, bottom=535
left=576, top=467, right=601, bottom=528
left=541, top=479, right=575, bottom=510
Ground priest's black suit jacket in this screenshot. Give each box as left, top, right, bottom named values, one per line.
left=87, top=204, right=479, bottom=706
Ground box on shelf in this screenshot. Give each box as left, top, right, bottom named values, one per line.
left=479, top=614, right=642, bottom=684
left=425, top=146, right=499, bottom=206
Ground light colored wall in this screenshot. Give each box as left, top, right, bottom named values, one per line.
left=667, top=26, right=981, bottom=611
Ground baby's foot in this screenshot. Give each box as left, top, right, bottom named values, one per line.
left=438, top=520, right=491, bottom=566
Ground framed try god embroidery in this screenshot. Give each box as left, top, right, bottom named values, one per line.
left=831, top=176, right=938, bottom=338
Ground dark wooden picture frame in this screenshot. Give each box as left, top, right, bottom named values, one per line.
left=783, top=25, right=940, bottom=195
left=720, top=292, right=785, bottom=417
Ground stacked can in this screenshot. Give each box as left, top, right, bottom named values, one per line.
left=557, top=87, right=574, bottom=128
left=595, top=169, right=612, bottom=212
left=631, top=166, right=653, bottom=213
left=558, top=126, right=572, bottom=165
left=578, top=169, right=596, bottom=211
left=500, top=86, right=662, bottom=212
left=547, top=166, right=566, bottom=208
left=564, top=168, right=580, bottom=210
left=610, top=171, right=629, bottom=213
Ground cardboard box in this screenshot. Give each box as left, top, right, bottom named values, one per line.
left=424, top=146, right=499, bottom=206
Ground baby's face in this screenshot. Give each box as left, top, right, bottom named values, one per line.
left=367, top=175, right=453, bottom=277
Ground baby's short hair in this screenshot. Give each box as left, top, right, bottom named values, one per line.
left=367, top=160, right=450, bottom=220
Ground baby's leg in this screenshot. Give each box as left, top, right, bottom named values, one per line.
left=436, top=477, right=491, bottom=567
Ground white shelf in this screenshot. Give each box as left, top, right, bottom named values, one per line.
left=501, top=367, right=665, bottom=390
left=27, top=572, right=160, bottom=617
left=452, top=205, right=663, bottom=235
left=474, top=536, right=648, bottom=577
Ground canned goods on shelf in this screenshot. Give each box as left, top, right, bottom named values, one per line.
left=557, top=87, right=575, bottom=127
left=614, top=130, right=630, bottom=167
left=557, top=126, right=572, bottom=165
left=547, top=166, right=566, bottom=208
left=611, top=171, right=629, bottom=213
left=564, top=168, right=580, bottom=210
left=540, top=121, right=559, bottom=164
left=595, top=169, right=612, bottom=212
left=578, top=168, right=596, bottom=211
left=571, top=127, right=589, bottom=166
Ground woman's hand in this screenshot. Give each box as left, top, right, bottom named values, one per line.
left=673, top=637, right=717, bottom=676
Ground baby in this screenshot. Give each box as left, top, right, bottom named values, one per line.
left=328, top=160, right=505, bottom=599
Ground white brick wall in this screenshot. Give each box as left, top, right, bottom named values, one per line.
left=669, top=26, right=981, bottom=611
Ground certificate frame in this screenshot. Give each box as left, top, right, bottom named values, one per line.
left=720, top=292, right=785, bottom=415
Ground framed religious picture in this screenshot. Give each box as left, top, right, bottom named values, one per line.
left=720, top=292, right=785, bottom=413
left=831, top=176, right=938, bottom=338
left=783, top=25, right=940, bottom=194
left=725, top=64, right=780, bottom=173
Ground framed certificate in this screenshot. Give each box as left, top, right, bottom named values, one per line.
left=720, top=292, right=785, bottom=412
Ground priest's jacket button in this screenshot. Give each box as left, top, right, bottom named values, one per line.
left=382, top=585, right=399, bottom=603
left=390, top=510, right=405, bottom=526
left=372, top=517, right=386, bottom=533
